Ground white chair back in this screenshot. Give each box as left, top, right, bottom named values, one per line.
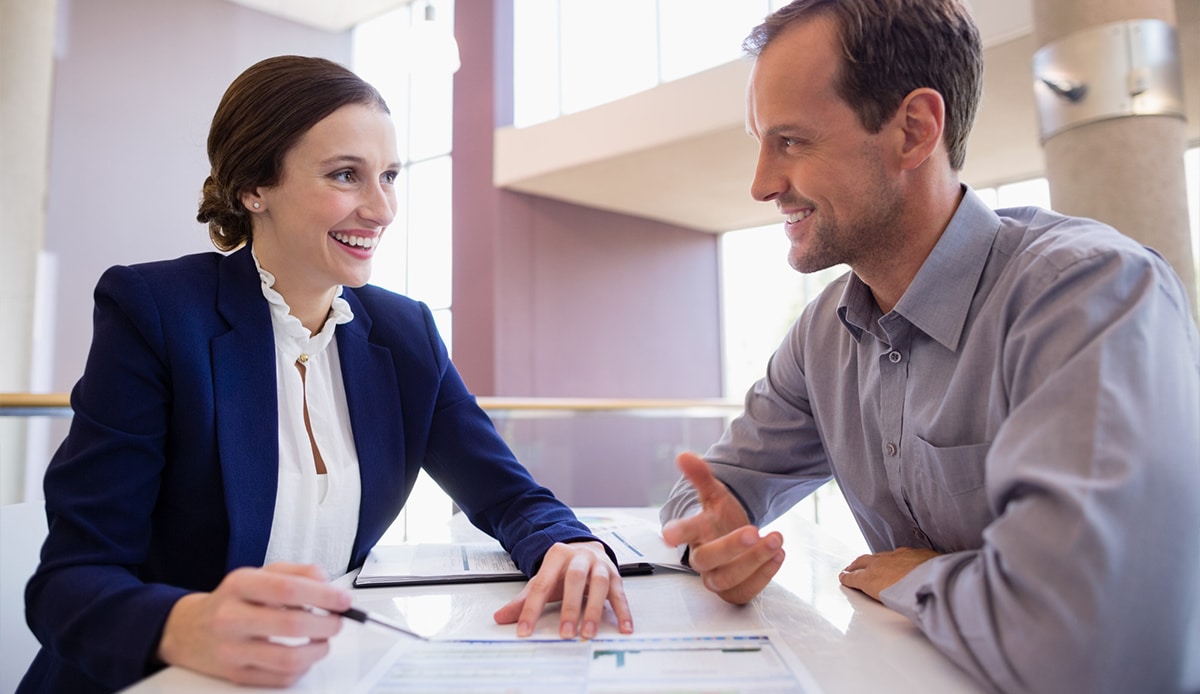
left=0, top=501, right=46, bottom=694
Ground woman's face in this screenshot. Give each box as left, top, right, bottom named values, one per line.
left=247, top=102, right=400, bottom=305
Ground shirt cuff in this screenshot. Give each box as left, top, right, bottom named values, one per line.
left=878, top=557, right=939, bottom=622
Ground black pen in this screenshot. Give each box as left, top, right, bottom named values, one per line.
left=338, top=607, right=429, bottom=640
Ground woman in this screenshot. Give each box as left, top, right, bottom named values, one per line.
left=20, top=55, right=632, bottom=693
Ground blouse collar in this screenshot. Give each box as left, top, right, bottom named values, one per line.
left=252, top=249, right=354, bottom=362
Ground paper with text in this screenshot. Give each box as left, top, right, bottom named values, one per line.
left=351, top=631, right=821, bottom=693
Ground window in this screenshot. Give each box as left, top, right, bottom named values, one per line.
left=718, top=226, right=846, bottom=399
left=512, top=0, right=789, bottom=128
left=353, top=2, right=458, bottom=542
left=657, top=0, right=774, bottom=82
left=352, top=2, right=455, bottom=353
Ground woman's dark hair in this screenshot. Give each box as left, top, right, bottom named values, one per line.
left=196, top=55, right=390, bottom=251
left=743, top=0, right=982, bottom=171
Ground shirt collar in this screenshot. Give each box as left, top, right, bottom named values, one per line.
left=836, top=275, right=876, bottom=343
left=837, top=186, right=1001, bottom=351
left=252, top=249, right=354, bottom=361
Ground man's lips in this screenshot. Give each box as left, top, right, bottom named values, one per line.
left=783, top=208, right=814, bottom=224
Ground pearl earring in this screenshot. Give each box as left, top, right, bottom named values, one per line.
left=252, top=202, right=261, bottom=209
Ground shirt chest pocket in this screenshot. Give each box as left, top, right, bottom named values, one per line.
left=905, top=436, right=994, bottom=550
left=911, top=436, right=989, bottom=495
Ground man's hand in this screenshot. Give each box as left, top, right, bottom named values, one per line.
left=660, top=452, right=785, bottom=605
left=838, top=547, right=940, bottom=601
left=157, top=562, right=352, bottom=687
left=493, top=540, right=633, bottom=640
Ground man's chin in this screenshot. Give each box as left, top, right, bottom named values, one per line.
left=788, top=252, right=835, bottom=275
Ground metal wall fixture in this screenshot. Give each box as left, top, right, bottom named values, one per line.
left=1032, top=18, right=1185, bottom=142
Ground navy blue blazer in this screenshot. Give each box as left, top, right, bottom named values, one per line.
left=21, top=246, right=596, bottom=693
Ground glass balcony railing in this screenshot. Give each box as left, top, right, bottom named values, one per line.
left=1, top=392, right=862, bottom=550
left=0, top=392, right=741, bottom=510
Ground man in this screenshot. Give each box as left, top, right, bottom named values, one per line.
left=659, top=1, right=1200, bottom=692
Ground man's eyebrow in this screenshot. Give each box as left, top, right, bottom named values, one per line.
left=760, top=124, right=806, bottom=138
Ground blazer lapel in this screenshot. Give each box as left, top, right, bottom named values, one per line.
left=212, top=246, right=280, bottom=570
left=337, top=289, right=407, bottom=563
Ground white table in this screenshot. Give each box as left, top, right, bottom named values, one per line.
left=120, top=508, right=981, bottom=693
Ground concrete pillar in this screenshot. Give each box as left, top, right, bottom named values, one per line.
left=1032, top=0, right=1197, bottom=315
left=0, top=0, right=58, bottom=503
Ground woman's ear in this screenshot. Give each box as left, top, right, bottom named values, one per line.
left=895, top=88, right=945, bottom=171
left=241, top=191, right=264, bottom=212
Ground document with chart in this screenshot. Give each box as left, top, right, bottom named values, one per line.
left=352, top=631, right=822, bottom=693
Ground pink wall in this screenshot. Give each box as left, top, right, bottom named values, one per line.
left=516, top=195, right=723, bottom=397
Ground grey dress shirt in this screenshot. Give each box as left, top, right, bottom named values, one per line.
left=661, top=187, right=1200, bottom=693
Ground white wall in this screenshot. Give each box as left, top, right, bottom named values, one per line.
left=0, top=0, right=57, bottom=504
left=44, top=0, right=353, bottom=394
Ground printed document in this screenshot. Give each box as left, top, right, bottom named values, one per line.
left=353, top=631, right=820, bottom=693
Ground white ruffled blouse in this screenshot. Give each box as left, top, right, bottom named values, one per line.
left=254, top=252, right=362, bottom=580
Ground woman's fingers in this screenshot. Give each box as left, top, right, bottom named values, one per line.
left=157, top=564, right=349, bottom=685
left=492, top=541, right=634, bottom=639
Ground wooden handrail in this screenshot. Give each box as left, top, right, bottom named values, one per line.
left=478, top=397, right=740, bottom=412
left=0, top=393, right=70, bottom=408
left=0, top=392, right=741, bottom=414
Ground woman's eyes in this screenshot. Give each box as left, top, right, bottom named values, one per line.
left=330, top=169, right=399, bottom=185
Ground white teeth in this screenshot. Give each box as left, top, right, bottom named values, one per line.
left=332, top=232, right=377, bottom=249
left=785, top=209, right=813, bottom=224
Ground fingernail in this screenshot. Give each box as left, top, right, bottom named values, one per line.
left=767, top=534, right=782, bottom=550
left=581, top=621, right=596, bottom=639
left=621, top=620, right=634, bottom=633
left=561, top=622, right=576, bottom=639
left=517, top=621, right=531, bottom=637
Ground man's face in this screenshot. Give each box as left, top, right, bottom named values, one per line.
left=746, top=14, right=905, bottom=275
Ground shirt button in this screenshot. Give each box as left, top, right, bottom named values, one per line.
left=888, top=350, right=902, bottom=363
left=885, top=442, right=898, bottom=456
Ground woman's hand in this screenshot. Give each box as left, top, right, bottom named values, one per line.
left=492, top=541, right=634, bottom=640
left=157, top=562, right=352, bottom=687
